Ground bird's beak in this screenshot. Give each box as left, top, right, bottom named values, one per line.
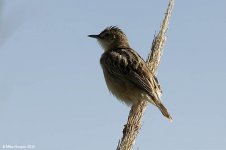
left=88, top=34, right=100, bottom=39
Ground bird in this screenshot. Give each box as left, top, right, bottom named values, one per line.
left=88, top=26, right=172, bottom=122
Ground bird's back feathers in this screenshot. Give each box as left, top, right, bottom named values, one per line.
left=100, top=48, right=172, bottom=121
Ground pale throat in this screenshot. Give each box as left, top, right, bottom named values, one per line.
left=97, top=39, right=130, bottom=51
left=98, top=40, right=111, bottom=51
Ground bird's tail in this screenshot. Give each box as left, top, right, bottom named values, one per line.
left=156, top=102, right=173, bottom=122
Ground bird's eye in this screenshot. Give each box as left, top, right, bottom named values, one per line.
left=104, top=33, right=110, bottom=37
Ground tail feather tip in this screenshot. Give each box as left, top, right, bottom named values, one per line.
left=168, top=116, right=173, bottom=123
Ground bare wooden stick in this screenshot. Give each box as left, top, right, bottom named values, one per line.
left=116, top=0, right=174, bottom=150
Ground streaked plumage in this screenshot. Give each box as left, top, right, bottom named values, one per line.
left=89, top=26, right=172, bottom=121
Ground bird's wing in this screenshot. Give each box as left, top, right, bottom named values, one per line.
left=100, top=49, right=161, bottom=102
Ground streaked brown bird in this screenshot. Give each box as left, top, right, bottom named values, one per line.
left=89, top=26, right=172, bottom=122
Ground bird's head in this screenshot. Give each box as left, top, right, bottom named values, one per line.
left=88, top=26, right=130, bottom=51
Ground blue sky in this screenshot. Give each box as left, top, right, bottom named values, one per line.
left=0, top=0, right=226, bottom=150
